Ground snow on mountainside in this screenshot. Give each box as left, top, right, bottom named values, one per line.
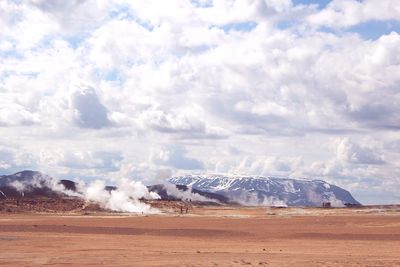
left=169, top=175, right=361, bottom=207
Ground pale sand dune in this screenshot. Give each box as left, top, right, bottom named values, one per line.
left=0, top=206, right=400, bottom=266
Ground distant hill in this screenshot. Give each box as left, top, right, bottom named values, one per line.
left=0, top=170, right=229, bottom=202
left=0, top=170, right=75, bottom=199
left=1, top=171, right=361, bottom=207
left=169, top=175, right=361, bottom=207
left=0, top=171, right=228, bottom=205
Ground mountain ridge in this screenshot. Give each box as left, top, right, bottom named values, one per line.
left=169, top=174, right=361, bottom=207
left=0, top=170, right=361, bottom=207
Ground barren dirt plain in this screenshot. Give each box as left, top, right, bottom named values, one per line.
left=1, top=203, right=400, bottom=266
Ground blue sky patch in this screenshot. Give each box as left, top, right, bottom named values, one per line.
left=221, top=21, right=257, bottom=32
left=292, top=0, right=331, bottom=9
left=348, top=20, right=400, bottom=40
left=102, top=69, right=121, bottom=82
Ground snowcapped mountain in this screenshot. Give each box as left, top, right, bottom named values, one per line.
left=169, top=175, right=360, bottom=207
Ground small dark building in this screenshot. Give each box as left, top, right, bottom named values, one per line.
left=322, top=202, right=331, bottom=208
left=344, top=202, right=362, bottom=208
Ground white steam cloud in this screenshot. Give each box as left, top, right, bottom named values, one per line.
left=231, top=191, right=288, bottom=207
left=8, top=172, right=66, bottom=195
left=84, top=179, right=160, bottom=214
left=163, top=183, right=218, bottom=203
left=6, top=173, right=161, bottom=214
left=306, top=186, right=345, bottom=207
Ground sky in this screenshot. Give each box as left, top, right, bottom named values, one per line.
left=0, top=0, right=399, bottom=204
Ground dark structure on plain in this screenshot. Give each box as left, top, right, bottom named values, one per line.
left=322, top=202, right=331, bottom=208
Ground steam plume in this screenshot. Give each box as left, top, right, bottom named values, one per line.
left=84, top=179, right=160, bottom=214
left=6, top=172, right=160, bottom=214
left=163, top=183, right=218, bottom=203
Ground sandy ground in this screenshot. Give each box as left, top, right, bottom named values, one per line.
left=1, top=206, right=400, bottom=266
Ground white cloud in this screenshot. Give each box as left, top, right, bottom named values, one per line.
left=0, top=1, right=59, bottom=50
left=70, top=85, right=112, bottom=129
left=0, top=0, right=399, bottom=204
left=235, top=100, right=293, bottom=117
left=0, top=101, right=39, bottom=126
left=336, top=138, right=385, bottom=165
left=137, top=108, right=228, bottom=139
left=39, top=149, right=122, bottom=171
left=307, top=0, right=400, bottom=28
left=151, top=145, right=204, bottom=170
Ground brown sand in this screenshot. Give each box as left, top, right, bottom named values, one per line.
left=1, top=206, right=400, bottom=266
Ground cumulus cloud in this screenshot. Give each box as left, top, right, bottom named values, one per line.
left=138, top=108, right=228, bottom=139
left=141, top=109, right=205, bottom=134
left=0, top=146, right=40, bottom=174
left=231, top=156, right=300, bottom=177
left=336, top=138, right=385, bottom=165
left=152, top=145, right=204, bottom=170
left=307, top=0, right=400, bottom=28
left=28, top=0, right=85, bottom=15
left=0, top=103, right=39, bottom=126
left=0, top=0, right=399, bottom=204
left=0, top=148, right=14, bottom=170
left=71, top=86, right=111, bottom=129
left=39, top=149, right=122, bottom=171
left=27, top=0, right=112, bottom=34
